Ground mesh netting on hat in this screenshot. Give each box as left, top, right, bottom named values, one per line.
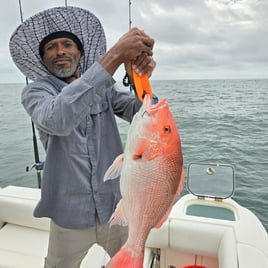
left=9, top=6, right=106, bottom=81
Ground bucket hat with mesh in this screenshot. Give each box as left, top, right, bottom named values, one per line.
left=9, top=6, right=106, bottom=81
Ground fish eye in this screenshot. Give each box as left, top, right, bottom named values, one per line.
left=164, top=125, right=171, bottom=133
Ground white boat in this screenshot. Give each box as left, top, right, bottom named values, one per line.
left=0, top=162, right=267, bottom=267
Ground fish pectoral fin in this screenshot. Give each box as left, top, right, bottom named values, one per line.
left=132, top=138, right=148, bottom=161
left=103, top=154, right=124, bottom=181
left=132, top=139, right=160, bottom=161
left=109, top=199, right=128, bottom=227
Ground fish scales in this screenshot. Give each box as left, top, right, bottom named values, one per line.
left=104, top=94, right=185, bottom=268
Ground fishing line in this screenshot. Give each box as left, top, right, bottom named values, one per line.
left=18, top=0, right=43, bottom=188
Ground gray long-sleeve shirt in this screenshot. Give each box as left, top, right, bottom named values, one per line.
left=21, top=62, right=153, bottom=229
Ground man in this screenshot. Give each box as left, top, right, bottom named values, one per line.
left=9, top=6, right=157, bottom=268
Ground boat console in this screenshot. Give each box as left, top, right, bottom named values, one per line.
left=145, top=163, right=268, bottom=268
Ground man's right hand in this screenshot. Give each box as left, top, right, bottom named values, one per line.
left=98, top=28, right=155, bottom=76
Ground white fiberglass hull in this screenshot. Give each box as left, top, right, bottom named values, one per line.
left=0, top=186, right=267, bottom=268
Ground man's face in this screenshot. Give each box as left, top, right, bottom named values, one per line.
left=42, top=37, right=81, bottom=79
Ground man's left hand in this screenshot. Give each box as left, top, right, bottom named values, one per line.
left=124, top=53, right=156, bottom=83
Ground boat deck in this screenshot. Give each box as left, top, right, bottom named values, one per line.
left=0, top=186, right=268, bottom=268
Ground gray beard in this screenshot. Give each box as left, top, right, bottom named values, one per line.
left=52, top=65, right=78, bottom=79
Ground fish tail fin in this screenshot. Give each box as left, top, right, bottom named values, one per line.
left=106, top=247, right=144, bottom=268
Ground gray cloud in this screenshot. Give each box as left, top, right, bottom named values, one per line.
left=1, top=0, right=267, bottom=83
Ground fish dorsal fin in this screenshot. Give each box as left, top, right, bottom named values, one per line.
left=103, top=154, right=124, bottom=181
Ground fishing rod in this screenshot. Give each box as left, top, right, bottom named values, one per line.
left=18, top=0, right=43, bottom=188
left=128, top=0, right=132, bottom=29
left=123, top=0, right=152, bottom=101
left=122, top=0, right=135, bottom=90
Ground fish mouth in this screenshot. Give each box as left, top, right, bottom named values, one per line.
left=142, top=95, right=167, bottom=116
left=140, top=94, right=168, bottom=117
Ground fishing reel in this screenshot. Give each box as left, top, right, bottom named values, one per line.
left=26, top=161, right=44, bottom=188
left=26, top=161, right=44, bottom=173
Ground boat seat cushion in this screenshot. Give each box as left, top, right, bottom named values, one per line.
left=147, top=218, right=238, bottom=268
left=169, top=219, right=238, bottom=268
left=0, top=186, right=50, bottom=231
left=169, top=219, right=227, bottom=255
left=0, top=223, right=49, bottom=267
left=0, top=187, right=114, bottom=267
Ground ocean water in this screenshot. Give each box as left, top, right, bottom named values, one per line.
left=0, top=80, right=267, bottom=232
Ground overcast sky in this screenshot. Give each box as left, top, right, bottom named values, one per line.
left=1, top=0, right=267, bottom=83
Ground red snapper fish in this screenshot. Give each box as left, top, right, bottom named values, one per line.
left=104, top=94, right=185, bottom=268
